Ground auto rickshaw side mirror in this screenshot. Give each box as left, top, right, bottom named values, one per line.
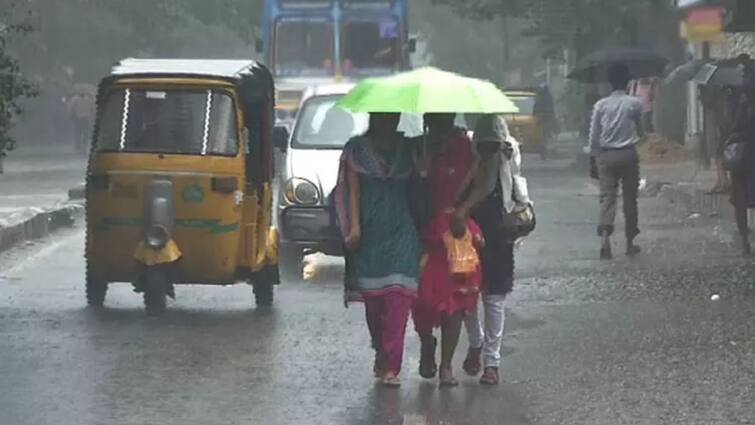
left=273, top=126, right=290, bottom=152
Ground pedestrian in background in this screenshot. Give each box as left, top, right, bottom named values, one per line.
left=587, top=64, right=645, bottom=260
left=729, top=86, right=755, bottom=257
left=629, top=77, right=657, bottom=134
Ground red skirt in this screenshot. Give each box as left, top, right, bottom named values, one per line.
left=413, top=212, right=482, bottom=333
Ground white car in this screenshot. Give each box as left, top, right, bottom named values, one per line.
left=275, top=84, right=422, bottom=276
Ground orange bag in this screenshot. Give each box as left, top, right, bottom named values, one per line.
left=442, top=229, right=480, bottom=279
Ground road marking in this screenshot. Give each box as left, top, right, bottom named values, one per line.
left=0, top=232, right=80, bottom=277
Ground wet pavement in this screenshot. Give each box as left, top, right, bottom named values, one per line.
left=1, top=158, right=755, bottom=425
left=0, top=147, right=85, bottom=215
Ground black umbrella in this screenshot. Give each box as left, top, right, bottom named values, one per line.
left=692, top=60, right=755, bottom=87
left=568, top=47, right=668, bottom=83
left=664, top=59, right=707, bottom=85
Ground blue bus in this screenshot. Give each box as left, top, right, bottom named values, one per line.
left=258, top=0, right=413, bottom=81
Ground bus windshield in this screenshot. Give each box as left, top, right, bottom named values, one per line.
left=275, top=20, right=334, bottom=77
left=342, top=18, right=400, bottom=76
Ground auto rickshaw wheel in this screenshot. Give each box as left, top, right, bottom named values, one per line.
left=143, top=266, right=169, bottom=316
left=253, top=281, right=274, bottom=307
left=85, top=267, right=108, bottom=308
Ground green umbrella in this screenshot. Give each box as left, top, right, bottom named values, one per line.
left=336, top=67, right=519, bottom=114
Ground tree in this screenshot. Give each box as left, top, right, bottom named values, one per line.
left=410, top=0, right=542, bottom=87
left=0, top=3, right=36, bottom=162
left=6, top=0, right=262, bottom=147
left=432, top=0, right=682, bottom=60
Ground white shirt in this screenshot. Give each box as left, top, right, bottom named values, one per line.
left=587, top=90, right=643, bottom=153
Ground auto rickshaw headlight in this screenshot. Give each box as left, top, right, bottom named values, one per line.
left=285, top=178, right=320, bottom=205
left=145, top=224, right=169, bottom=248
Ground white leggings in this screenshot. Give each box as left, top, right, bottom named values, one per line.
left=464, top=294, right=506, bottom=368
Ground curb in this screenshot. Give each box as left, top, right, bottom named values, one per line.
left=0, top=202, right=84, bottom=253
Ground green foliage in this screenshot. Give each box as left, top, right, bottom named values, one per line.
left=411, top=0, right=542, bottom=87
left=5, top=0, right=262, bottom=149
left=431, top=0, right=678, bottom=58
left=0, top=5, right=37, bottom=158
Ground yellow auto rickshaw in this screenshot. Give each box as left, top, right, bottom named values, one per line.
left=85, top=59, right=281, bottom=315
left=502, top=88, right=555, bottom=159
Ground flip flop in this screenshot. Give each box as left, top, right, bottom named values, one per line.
left=381, top=374, right=401, bottom=387
left=439, top=374, right=459, bottom=387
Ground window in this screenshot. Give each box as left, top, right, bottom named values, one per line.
left=275, top=21, right=334, bottom=77
left=96, top=88, right=238, bottom=156
left=509, top=96, right=536, bottom=115
left=292, top=95, right=422, bottom=149
left=341, top=19, right=400, bottom=76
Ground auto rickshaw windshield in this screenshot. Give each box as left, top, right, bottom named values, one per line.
left=96, top=88, right=239, bottom=156
left=508, top=96, right=535, bottom=115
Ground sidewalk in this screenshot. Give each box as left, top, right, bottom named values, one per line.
left=0, top=145, right=86, bottom=213
left=0, top=145, right=85, bottom=251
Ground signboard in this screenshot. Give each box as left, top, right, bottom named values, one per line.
left=681, top=6, right=724, bottom=41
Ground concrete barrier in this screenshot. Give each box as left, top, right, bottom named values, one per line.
left=0, top=202, right=83, bottom=253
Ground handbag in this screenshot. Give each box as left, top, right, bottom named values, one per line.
left=722, top=133, right=749, bottom=173
left=500, top=175, right=536, bottom=240
left=501, top=201, right=536, bottom=240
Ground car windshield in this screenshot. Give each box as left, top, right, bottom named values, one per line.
left=275, top=20, right=334, bottom=77
left=95, top=88, right=238, bottom=155
left=508, top=96, right=536, bottom=115
left=292, top=94, right=422, bottom=149
left=342, top=19, right=400, bottom=77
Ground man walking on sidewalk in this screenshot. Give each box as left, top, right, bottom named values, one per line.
left=588, top=64, right=645, bottom=260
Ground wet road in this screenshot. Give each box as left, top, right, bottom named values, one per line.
left=2, top=159, right=755, bottom=425
left=0, top=148, right=85, bottom=214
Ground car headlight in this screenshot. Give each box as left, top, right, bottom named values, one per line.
left=285, top=178, right=320, bottom=205
left=145, top=224, right=169, bottom=248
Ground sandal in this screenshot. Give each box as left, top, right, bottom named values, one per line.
left=480, top=367, right=499, bottom=385
left=381, top=372, right=401, bottom=387
left=463, top=347, right=482, bottom=376
left=418, top=336, right=438, bottom=379
left=439, top=367, right=459, bottom=387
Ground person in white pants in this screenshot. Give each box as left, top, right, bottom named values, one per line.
left=452, top=114, right=530, bottom=385
left=464, top=294, right=506, bottom=373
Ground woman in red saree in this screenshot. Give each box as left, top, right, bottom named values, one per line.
left=413, top=113, right=482, bottom=386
